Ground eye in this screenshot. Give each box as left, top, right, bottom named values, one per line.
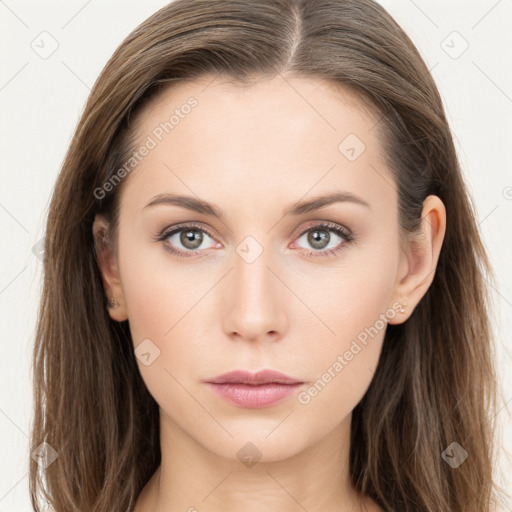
left=155, top=221, right=354, bottom=258
left=293, top=222, right=354, bottom=257
left=156, top=223, right=220, bottom=257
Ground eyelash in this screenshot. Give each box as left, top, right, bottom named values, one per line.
left=155, top=221, right=354, bottom=258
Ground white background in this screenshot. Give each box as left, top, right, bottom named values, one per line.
left=1, top=0, right=511, bottom=510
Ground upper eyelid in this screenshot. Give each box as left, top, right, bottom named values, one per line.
left=294, top=220, right=351, bottom=236
left=160, top=222, right=215, bottom=238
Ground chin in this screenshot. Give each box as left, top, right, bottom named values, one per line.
left=194, top=419, right=316, bottom=464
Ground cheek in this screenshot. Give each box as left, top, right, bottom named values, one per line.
left=294, top=242, right=398, bottom=413
left=294, top=292, right=388, bottom=427
left=118, top=241, right=209, bottom=425
left=296, top=232, right=398, bottom=341
left=118, top=230, right=209, bottom=344
left=117, top=232, right=215, bottom=397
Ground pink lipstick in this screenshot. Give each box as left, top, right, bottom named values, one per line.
left=205, top=369, right=304, bottom=408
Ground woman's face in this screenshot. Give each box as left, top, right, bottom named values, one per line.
left=97, top=75, right=412, bottom=461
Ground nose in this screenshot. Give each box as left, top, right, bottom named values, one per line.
left=221, top=245, right=289, bottom=343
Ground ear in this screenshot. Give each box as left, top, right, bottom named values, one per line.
left=388, top=195, right=446, bottom=325
left=92, top=214, right=128, bottom=322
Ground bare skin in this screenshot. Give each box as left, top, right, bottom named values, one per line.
left=93, top=74, right=446, bottom=512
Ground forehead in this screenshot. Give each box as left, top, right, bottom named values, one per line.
left=135, top=74, right=379, bottom=142
left=120, top=74, right=395, bottom=219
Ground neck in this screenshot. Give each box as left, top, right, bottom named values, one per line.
left=136, top=409, right=373, bottom=512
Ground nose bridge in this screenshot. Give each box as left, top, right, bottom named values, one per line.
left=235, top=240, right=271, bottom=298
left=221, top=235, right=287, bottom=340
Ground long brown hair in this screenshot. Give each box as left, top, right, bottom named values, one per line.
left=29, top=0, right=509, bottom=510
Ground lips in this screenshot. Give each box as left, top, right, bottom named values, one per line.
left=205, top=369, right=304, bottom=386
left=204, top=370, right=305, bottom=408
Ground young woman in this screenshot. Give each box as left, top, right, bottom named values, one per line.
left=29, top=0, right=509, bottom=510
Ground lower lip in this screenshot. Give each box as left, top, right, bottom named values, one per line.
left=206, top=382, right=303, bottom=408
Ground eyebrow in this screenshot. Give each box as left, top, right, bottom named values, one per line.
left=143, top=191, right=371, bottom=218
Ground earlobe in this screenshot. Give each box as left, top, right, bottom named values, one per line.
left=92, top=214, right=128, bottom=322
left=388, top=195, right=446, bottom=325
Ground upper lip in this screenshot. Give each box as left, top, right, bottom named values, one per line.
left=205, top=369, right=304, bottom=385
